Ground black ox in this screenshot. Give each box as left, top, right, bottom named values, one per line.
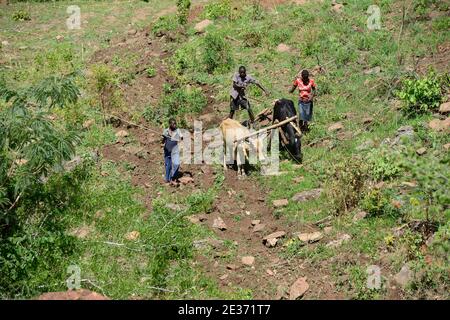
left=272, top=98, right=302, bottom=162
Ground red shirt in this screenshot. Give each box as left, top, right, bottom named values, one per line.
left=293, top=78, right=316, bottom=102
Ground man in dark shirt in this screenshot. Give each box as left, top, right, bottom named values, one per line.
left=229, top=66, right=269, bottom=124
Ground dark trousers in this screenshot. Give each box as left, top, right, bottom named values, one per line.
left=229, top=96, right=255, bottom=122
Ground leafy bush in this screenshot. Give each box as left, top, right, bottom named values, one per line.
left=361, top=189, right=401, bottom=218
left=202, top=32, right=233, bottom=73
left=0, top=74, right=81, bottom=297
left=172, top=42, right=199, bottom=74
left=241, top=30, right=263, bottom=48
left=202, top=0, right=233, bottom=20
left=145, top=86, right=207, bottom=125
left=176, top=0, right=191, bottom=25
left=396, top=72, right=443, bottom=115
left=89, top=64, right=121, bottom=112
left=366, top=148, right=403, bottom=181
left=152, top=14, right=179, bottom=36
left=12, top=10, right=31, bottom=21
left=326, top=156, right=369, bottom=215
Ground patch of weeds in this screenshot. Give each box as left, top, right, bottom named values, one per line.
left=202, top=31, right=234, bottom=74
left=146, top=67, right=156, bottom=78
left=361, top=189, right=402, bottom=218
left=202, top=0, right=233, bottom=20
left=12, top=10, right=31, bottom=22
left=395, top=71, right=445, bottom=116
left=152, top=14, right=179, bottom=37
left=366, top=147, right=403, bottom=181
left=325, top=156, right=369, bottom=215
left=346, top=265, right=384, bottom=300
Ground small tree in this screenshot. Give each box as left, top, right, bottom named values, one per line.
left=0, top=74, right=80, bottom=222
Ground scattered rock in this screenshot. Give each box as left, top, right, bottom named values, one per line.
left=328, top=122, right=344, bottom=132
left=362, top=117, right=374, bottom=124
left=353, top=211, right=368, bottom=222
left=391, top=200, right=403, bottom=209
left=276, top=43, right=291, bottom=52
left=251, top=220, right=260, bottom=226
left=193, top=239, right=209, bottom=250
left=213, top=217, right=227, bottom=231
left=179, top=176, right=194, bottom=184
left=82, top=119, right=95, bottom=129
left=127, top=29, right=137, bottom=36
left=69, top=225, right=92, bottom=239
left=55, top=35, right=64, bottom=41
left=443, top=143, right=450, bottom=151
left=263, top=231, right=286, bottom=247
left=115, top=130, right=129, bottom=138
left=194, top=19, right=213, bottom=33
left=186, top=215, right=200, bottom=224
left=291, top=188, right=322, bottom=202
left=241, top=256, right=255, bottom=266
left=289, top=277, right=309, bottom=300
left=324, top=226, right=333, bottom=234
left=253, top=223, right=266, bottom=233
left=226, top=264, right=237, bottom=270
left=219, top=274, right=228, bottom=281
left=125, top=230, right=140, bottom=241
left=416, top=147, right=427, bottom=156
left=331, top=0, right=344, bottom=13
left=364, top=66, right=381, bottom=75
left=401, top=181, right=417, bottom=188
left=1, top=40, right=9, bottom=46
left=439, top=102, right=450, bottom=114
left=356, top=139, right=374, bottom=151
left=297, top=231, right=323, bottom=244
left=207, top=238, right=224, bottom=249
left=165, top=203, right=186, bottom=211
left=374, top=181, right=385, bottom=189
left=326, top=234, right=351, bottom=248
left=273, top=199, right=289, bottom=208
left=266, top=269, right=274, bottom=276
left=428, top=118, right=450, bottom=132
left=37, top=289, right=108, bottom=300
left=394, top=264, right=413, bottom=288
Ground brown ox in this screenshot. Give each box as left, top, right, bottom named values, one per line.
left=219, top=118, right=265, bottom=176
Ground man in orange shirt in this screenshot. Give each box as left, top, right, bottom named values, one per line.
left=289, top=69, right=317, bottom=132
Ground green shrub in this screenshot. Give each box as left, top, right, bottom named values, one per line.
left=396, top=72, right=443, bottom=115
left=326, top=157, right=369, bottom=215
left=172, top=42, right=199, bottom=74
left=367, top=148, right=403, bottom=181
left=432, top=16, right=450, bottom=31
left=202, top=0, right=233, bottom=20
left=152, top=14, right=179, bottom=36
left=146, top=86, right=207, bottom=125
left=241, top=30, right=263, bottom=48
left=176, top=0, right=191, bottom=25
left=12, top=10, right=31, bottom=21
left=361, top=189, right=401, bottom=218
left=202, top=32, right=233, bottom=73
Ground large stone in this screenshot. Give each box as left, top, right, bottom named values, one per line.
left=273, top=199, right=289, bottom=207
left=263, top=231, right=286, bottom=247
left=213, top=217, right=227, bottom=231
left=194, top=19, right=213, bottom=33
left=428, top=118, right=450, bottom=132
left=297, top=231, right=323, bottom=244
left=253, top=223, right=266, bottom=233
left=291, top=189, right=322, bottom=202
left=328, top=122, right=344, bottom=132
left=416, top=147, right=427, bottom=156
left=276, top=43, right=291, bottom=53
left=124, top=230, right=140, bottom=241
left=115, top=130, right=129, bottom=138
left=179, top=176, right=194, bottom=185
left=439, top=102, right=450, bottom=114
left=326, top=234, right=351, bottom=248
left=241, top=256, right=255, bottom=266
left=289, top=277, right=309, bottom=300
